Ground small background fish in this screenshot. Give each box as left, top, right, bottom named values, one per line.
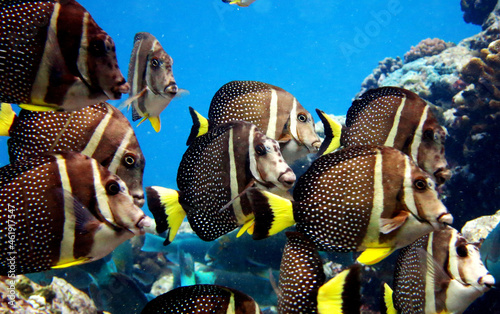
left=126, top=32, right=180, bottom=132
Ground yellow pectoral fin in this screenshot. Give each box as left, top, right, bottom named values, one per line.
left=136, top=115, right=149, bottom=127
left=19, top=103, right=58, bottom=112
left=52, top=257, right=90, bottom=269
left=356, top=247, right=395, bottom=265
left=149, top=116, right=161, bottom=132
left=237, top=218, right=255, bottom=237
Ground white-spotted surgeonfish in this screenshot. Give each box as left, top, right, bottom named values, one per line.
left=0, top=0, right=129, bottom=111
left=124, top=32, right=180, bottom=132
left=278, top=231, right=361, bottom=314
left=342, top=87, right=450, bottom=185
left=384, top=226, right=495, bottom=314
left=208, top=81, right=322, bottom=165
left=141, top=284, right=262, bottom=313
left=146, top=116, right=296, bottom=244
left=246, top=145, right=453, bottom=265
left=0, top=152, right=152, bottom=275
left=0, top=102, right=146, bottom=207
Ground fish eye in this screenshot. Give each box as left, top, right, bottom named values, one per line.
left=255, top=144, right=267, bottom=156
left=297, top=113, right=307, bottom=123
left=123, top=153, right=136, bottom=168
left=151, top=58, right=160, bottom=68
left=89, top=39, right=107, bottom=57
left=106, top=181, right=121, bottom=195
left=423, top=129, right=434, bottom=140
left=413, top=179, right=427, bottom=190
left=456, top=244, right=468, bottom=258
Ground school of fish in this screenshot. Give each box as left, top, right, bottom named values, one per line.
left=0, top=1, right=497, bottom=313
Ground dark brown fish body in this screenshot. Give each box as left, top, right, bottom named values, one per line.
left=279, top=231, right=361, bottom=314
left=147, top=120, right=295, bottom=243
left=292, top=145, right=452, bottom=256
left=208, top=81, right=321, bottom=164
left=342, top=87, right=449, bottom=184
left=279, top=232, right=326, bottom=313
left=0, top=152, right=151, bottom=275
left=127, top=32, right=178, bottom=132
left=141, top=284, right=262, bottom=314
left=391, top=226, right=494, bottom=314
left=4, top=103, right=145, bottom=206
left=249, top=145, right=453, bottom=265
left=0, top=0, right=129, bottom=110
left=179, top=121, right=294, bottom=240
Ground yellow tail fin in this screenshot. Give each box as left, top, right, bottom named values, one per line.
left=0, top=103, right=16, bottom=136
left=249, top=188, right=295, bottom=240
left=146, top=186, right=186, bottom=244
left=317, top=265, right=361, bottom=314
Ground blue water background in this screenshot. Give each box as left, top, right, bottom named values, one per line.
left=0, top=0, right=479, bottom=215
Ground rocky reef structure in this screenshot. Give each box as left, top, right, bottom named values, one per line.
left=404, top=38, right=455, bottom=63
left=356, top=7, right=500, bottom=230
left=0, top=276, right=97, bottom=313
left=461, top=0, right=497, bottom=25
left=357, top=57, right=402, bottom=97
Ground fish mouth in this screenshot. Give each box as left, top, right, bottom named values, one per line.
left=106, top=80, right=130, bottom=100
left=278, top=169, right=296, bottom=189
left=307, top=140, right=321, bottom=153
left=204, top=254, right=214, bottom=266
left=132, top=192, right=146, bottom=208
left=431, top=212, right=453, bottom=230
left=164, top=83, right=178, bottom=97
left=133, top=215, right=153, bottom=235
left=433, top=167, right=451, bottom=185
left=479, top=274, right=495, bottom=289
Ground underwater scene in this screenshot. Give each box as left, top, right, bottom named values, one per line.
left=1, top=0, right=500, bottom=313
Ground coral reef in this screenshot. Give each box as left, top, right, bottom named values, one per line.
left=357, top=57, right=402, bottom=97
left=0, top=276, right=97, bottom=314
left=361, top=44, right=473, bottom=105
left=404, top=38, right=455, bottom=63
left=461, top=0, right=497, bottom=25
left=461, top=209, right=500, bottom=243
left=356, top=12, right=500, bottom=229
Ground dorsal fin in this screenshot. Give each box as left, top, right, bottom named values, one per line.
left=186, top=107, right=210, bottom=145
left=346, top=87, right=405, bottom=127
left=316, top=109, right=342, bottom=156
